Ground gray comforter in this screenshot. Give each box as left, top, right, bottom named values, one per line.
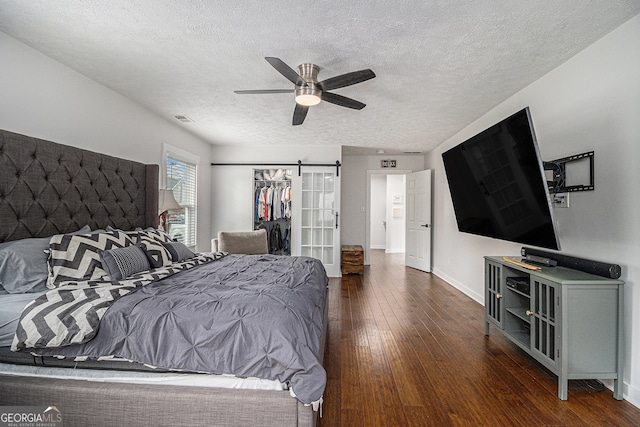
left=31, top=254, right=328, bottom=404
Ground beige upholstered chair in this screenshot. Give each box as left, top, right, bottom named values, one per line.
left=213, top=229, right=269, bottom=255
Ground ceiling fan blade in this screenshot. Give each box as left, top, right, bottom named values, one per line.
left=318, top=69, right=376, bottom=91
left=321, top=92, right=366, bottom=110
left=234, top=89, right=294, bottom=94
left=293, top=104, right=309, bottom=126
left=265, top=57, right=307, bottom=86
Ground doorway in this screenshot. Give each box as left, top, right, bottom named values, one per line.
left=365, top=169, right=411, bottom=265
left=369, top=174, right=406, bottom=253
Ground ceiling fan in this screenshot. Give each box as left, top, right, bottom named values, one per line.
left=234, top=57, right=376, bottom=125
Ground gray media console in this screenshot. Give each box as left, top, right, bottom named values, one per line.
left=484, top=256, right=624, bottom=400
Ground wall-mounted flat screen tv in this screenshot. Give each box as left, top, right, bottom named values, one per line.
left=442, top=107, right=560, bottom=250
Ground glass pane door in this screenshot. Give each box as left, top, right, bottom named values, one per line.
left=531, top=279, right=558, bottom=369
left=293, top=168, right=341, bottom=276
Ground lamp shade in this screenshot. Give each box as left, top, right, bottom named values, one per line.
left=158, top=189, right=182, bottom=213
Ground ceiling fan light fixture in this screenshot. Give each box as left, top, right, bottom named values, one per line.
left=295, top=93, right=321, bottom=106
left=235, top=57, right=375, bottom=125
left=295, top=79, right=322, bottom=106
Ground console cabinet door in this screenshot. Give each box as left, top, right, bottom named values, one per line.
left=530, top=278, right=560, bottom=370
left=485, top=261, right=504, bottom=329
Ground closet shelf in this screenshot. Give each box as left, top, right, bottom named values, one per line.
left=211, top=160, right=341, bottom=177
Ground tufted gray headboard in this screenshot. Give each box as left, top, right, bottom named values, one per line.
left=0, top=130, right=159, bottom=243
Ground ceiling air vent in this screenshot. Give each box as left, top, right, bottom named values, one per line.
left=174, top=115, right=194, bottom=123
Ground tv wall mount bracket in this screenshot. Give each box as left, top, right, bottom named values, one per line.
left=543, top=151, right=594, bottom=194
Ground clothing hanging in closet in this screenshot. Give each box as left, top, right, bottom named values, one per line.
left=255, top=182, right=291, bottom=222
left=254, top=169, right=292, bottom=255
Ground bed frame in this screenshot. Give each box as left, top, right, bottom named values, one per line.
left=0, top=129, right=324, bottom=427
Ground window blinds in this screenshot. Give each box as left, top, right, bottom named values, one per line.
left=166, top=155, right=197, bottom=247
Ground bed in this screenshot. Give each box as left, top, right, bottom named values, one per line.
left=0, top=129, right=328, bottom=427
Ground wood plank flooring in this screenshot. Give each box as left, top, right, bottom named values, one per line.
left=319, top=250, right=640, bottom=426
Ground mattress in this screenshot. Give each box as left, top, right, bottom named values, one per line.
left=0, top=362, right=286, bottom=391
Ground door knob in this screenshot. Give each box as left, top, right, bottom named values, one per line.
left=421, top=224, right=430, bottom=228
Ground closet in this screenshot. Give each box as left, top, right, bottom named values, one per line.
left=211, top=159, right=342, bottom=277
left=254, top=169, right=292, bottom=255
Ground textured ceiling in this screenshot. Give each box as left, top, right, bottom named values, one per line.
left=1, top=1, right=639, bottom=155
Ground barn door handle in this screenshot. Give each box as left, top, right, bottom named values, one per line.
left=336, top=212, right=339, bottom=229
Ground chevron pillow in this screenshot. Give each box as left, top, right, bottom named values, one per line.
left=136, top=227, right=173, bottom=243
left=105, top=226, right=141, bottom=243
left=139, top=236, right=173, bottom=268
left=47, top=230, right=134, bottom=288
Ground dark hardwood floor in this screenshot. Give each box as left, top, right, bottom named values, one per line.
left=319, top=250, right=640, bottom=426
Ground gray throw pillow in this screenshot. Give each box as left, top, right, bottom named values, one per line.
left=99, top=245, right=150, bottom=281
left=162, top=242, right=196, bottom=262
left=217, top=230, right=268, bottom=255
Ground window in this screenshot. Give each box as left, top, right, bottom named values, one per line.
left=165, top=151, right=198, bottom=248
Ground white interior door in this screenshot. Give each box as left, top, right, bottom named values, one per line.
left=292, top=168, right=341, bottom=277
left=405, top=170, right=432, bottom=272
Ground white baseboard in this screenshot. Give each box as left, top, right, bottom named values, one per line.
left=432, top=267, right=483, bottom=304
left=384, top=249, right=405, bottom=254
left=598, top=379, right=639, bottom=409
left=370, top=245, right=385, bottom=250
left=624, top=381, right=640, bottom=409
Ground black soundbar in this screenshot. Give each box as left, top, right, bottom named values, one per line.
left=521, top=247, right=622, bottom=279
left=525, top=254, right=557, bottom=267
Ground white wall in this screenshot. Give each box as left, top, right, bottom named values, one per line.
left=0, top=31, right=214, bottom=252
left=385, top=174, right=406, bottom=253
left=370, top=175, right=387, bottom=249
left=426, top=15, right=640, bottom=406
left=210, top=144, right=342, bottom=237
